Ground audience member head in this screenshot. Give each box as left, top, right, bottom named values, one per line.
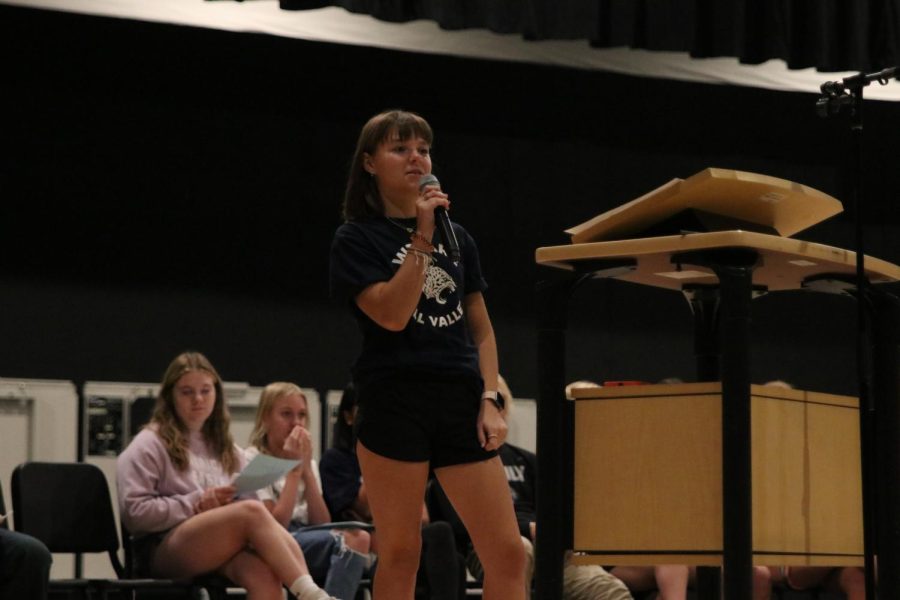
left=249, top=382, right=309, bottom=454
left=497, top=374, right=514, bottom=420
left=151, top=351, right=238, bottom=473
left=565, top=379, right=601, bottom=400
left=332, top=382, right=359, bottom=451
left=343, top=109, right=434, bottom=221
left=763, top=379, right=794, bottom=389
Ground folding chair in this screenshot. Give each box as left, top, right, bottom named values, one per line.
left=11, top=461, right=212, bottom=599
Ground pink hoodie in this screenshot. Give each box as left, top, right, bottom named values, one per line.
left=117, top=425, right=247, bottom=536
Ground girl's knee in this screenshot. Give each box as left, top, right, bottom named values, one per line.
left=378, top=536, right=421, bottom=572
left=507, top=536, right=527, bottom=572
left=482, top=534, right=526, bottom=580
left=233, top=499, right=271, bottom=524
left=342, top=528, right=371, bottom=553
left=753, top=565, right=772, bottom=585
left=840, top=567, right=866, bottom=589
left=752, top=565, right=772, bottom=598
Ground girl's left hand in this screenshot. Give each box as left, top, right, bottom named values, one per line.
left=478, top=400, right=507, bottom=451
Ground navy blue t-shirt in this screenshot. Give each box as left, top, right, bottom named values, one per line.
left=329, top=215, right=487, bottom=385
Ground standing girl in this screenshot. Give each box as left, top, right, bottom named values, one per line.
left=329, top=109, right=526, bottom=599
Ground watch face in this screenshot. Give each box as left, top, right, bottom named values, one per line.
left=495, top=392, right=506, bottom=410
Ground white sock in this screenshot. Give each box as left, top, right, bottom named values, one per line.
left=289, top=574, right=333, bottom=600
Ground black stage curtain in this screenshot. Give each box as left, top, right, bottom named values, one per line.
left=274, top=0, right=900, bottom=72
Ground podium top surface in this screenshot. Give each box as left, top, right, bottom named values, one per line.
left=567, top=381, right=858, bottom=408
left=565, top=168, right=843, bottom=243
left=535, top=230, right=900, bottom=292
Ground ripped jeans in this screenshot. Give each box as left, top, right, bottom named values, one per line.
left=291, top=526, right=368, bottom=600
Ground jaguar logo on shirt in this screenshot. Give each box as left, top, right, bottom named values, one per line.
left=423, top=265, right=456, bottom=305
left=395, top=244, right=466, bottom=328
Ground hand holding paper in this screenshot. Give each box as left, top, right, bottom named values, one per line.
left=233, top=453, right=300, bottom=494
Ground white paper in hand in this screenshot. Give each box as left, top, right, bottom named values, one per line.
left=233, top=453, right=300, bottom=494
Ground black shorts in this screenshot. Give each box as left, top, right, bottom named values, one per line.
left=131, top=530, right=168, bottom=577
left=355, top=372, right=497, bottom=468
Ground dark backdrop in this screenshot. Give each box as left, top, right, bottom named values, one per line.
left=1, top=6, right=898, bottom=400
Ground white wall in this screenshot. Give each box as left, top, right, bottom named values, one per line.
left=507, top=398, right=536, bottom=453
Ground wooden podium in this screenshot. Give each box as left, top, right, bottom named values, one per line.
left=533, top=169, right=900, bottom=600
left=569, top=382, right=862, bottom=566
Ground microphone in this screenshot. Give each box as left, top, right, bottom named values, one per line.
left=820, top=66, right=900, bottom=96
left=419, top=174, right=460, bottom=263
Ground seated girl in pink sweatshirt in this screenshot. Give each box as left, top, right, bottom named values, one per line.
left=117, top=351, right=335, bottom=600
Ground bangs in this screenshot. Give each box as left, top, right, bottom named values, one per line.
left=368, top=110, right=433, bottom=150
left=391, top=115, right=433, bottom=144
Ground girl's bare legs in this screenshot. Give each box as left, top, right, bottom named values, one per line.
left=153, top=500, right=309, bottom=585
left=611, top=565, right=689, bottom=599
left=221, top=550, right=285, bottom=600
left=435, top=457, right=526, bottom=600
left=357, top=441, right=430, bottom=599
left=787, top=566, right=866, bottom=600
left=610, top=567, right=663, bottom=596
left=654, top=565, right=689, bottom=600
left=340, top=528, right=371, bottom=554
left=752, top=565, right=772, bottom=600
left=834, top=567, right=866, bottom=600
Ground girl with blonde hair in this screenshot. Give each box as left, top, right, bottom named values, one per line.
left=247, top=382, right=372, bottom=600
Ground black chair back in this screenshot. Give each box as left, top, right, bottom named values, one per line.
left=10, top=460, right=235, bottom=599
left=12, top=461, right=126, bottom=576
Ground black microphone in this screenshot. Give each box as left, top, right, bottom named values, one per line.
left=419, top=174, right=460, bottom=263
left=820, top=66, right=900, bottom=96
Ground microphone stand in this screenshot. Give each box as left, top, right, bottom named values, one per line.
left=816, top=66, right=898, bottom=600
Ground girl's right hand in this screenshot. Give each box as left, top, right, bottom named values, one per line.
left=195, top=485, right=236, bottom=513
left=415, top=183, right=449, bottom=238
